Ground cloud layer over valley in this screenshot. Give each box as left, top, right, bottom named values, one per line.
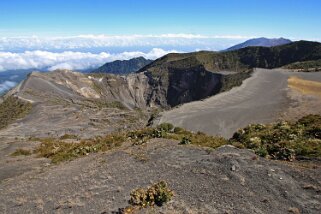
left=0, top=34, right=254, bottom=73
left=0, top=34, right=250, bottom=52
left=0, top=80, right=16, bottom=93
left=0, top=48, right=178, bottom=72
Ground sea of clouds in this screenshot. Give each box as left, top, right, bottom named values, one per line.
left=0, top=34, right=250, bottom=72
left=0, top=34, right=249, bottom=51
left=0, top=48, right=178, bottom=72
left=0, top=80, right=16, bottom=93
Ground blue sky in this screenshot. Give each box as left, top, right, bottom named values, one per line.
left=0, top=0, right=320, bottom=39
left=0, top=0, right=321, bottom=84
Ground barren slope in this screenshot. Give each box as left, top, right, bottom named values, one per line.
left=158, top=69, right=321, bottom=138
left=0, top=140, right=320, bottom=214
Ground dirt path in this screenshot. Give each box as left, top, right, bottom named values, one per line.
left=159, top=69, right=321, bottom=138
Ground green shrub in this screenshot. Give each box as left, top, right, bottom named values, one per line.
left=35, top=133, right=125, bottom=163
left=255, top=147, right=268, bottom=157
left=180, top=136, right=191, bottom=145
left=157, top=123, right=174, bottom=132
left=35, top=125, right=228, bottom=163
left=129, top=181, right=173, bottom=207
left=230, top=114, right=321, bottom=160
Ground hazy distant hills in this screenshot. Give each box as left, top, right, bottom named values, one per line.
left=226, top=37, right=292, bottom=51
left=92, top=57, right=153, bottom=74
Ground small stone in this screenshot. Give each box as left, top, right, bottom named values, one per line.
left=231, top=165, right=236, bottom=171
left=288, top=207, right=300, bottom=214
left=303, top=184, right=316, bottom=190
left=279, top=177, right=283, bottom=180
left=261, top=198, right=269, bottom=203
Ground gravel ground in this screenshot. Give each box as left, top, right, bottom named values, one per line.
left=0, top=139, right=320, bottom=214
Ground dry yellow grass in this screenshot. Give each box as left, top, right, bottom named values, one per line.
left=288, top=76, right=321, bottom=97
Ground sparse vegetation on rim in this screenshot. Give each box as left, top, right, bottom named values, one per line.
left=0, top=96, right=32, bottom=129
left=34, top=133, right=126, bottom=163
left=230, top=114, right=321, bottom=160
left=284, top=59, right=321, bottom=71
left=31, top=115, right=321, bottom=163
left=32, top=123, right=227, bottom=163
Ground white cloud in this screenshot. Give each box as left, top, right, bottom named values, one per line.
left=0, top=34, right=251, bottom=51
left=0, top=80, right=17, bottom=94
left=0, top=34, right=257, bottom=73
left=0, top=48, right=179, bottom=72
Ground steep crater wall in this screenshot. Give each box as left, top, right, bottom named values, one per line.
left=144, top=65, right=251, bottom=108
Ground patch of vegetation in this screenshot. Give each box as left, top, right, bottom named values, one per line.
left=0, top=96, right=32, bottom=129
left=230, top=114, right=321, bottom=160
left=33, top=115, right=321, bottom=164
left=11, top=148, right=32, bottom=156
left=284, top=59, right=321, bottom=71
left=59, top=134, right=79, bottom=140
left=129, top=181, right=173, bottom=207
left=180, top=136, right=191, bottom=145
left=34, top=123, right=227, bottom=163
left=128, top=124, right=228, bottom=149
left=34, top=133, right=125, bottom=163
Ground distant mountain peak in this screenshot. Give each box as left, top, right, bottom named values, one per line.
left=225, top=37, right=292, bottom=51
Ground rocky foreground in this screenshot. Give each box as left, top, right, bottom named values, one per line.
left=0, top=139, right=320, bottom=214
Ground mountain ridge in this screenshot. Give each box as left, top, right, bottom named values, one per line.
left=139, top=40, right=321, bottom=73
left=225, top=37, right=292, bottom=51
left=92, top=56, right=153, bottom=74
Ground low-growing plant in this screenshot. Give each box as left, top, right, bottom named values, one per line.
left=34, top=124, right=227, bottom=163
left=127, top=124, right=228, bottom=149
left=230, top=114, right=321, bottom=160
left=129, top=181, right=173, bottom=207
left=254, top=146, right=268, bottom=157
left=35, top=133, right=126, bottom=163
left=180, top=136, right=191, bottom=145
left=11, top=148, right=32, bottom=156
left=157, top=123, right=174, bottom=132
